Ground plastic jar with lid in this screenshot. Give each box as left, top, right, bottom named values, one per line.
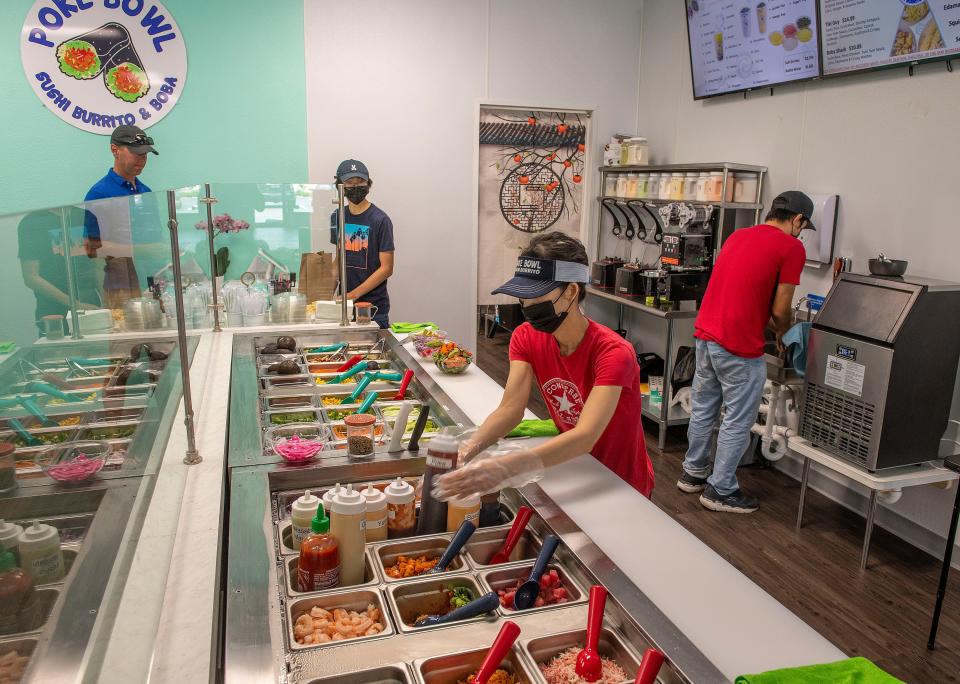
left=636, top=173, right=649, bottom=199
left=604, top=174, right=617, bottom=196
left=625, top=173, right=639, bottom=198
left=646, top=173, right=660, bottom=200
left=385, top=477, right=416, bottom=538
left=620, top=141, right=631, bottom=166
left=627, top=138, right=649, bottom=165
left=344, top=413, right=376, bottom=457
left=733, top=173, right=759, bottom=203
left=695, top=172, right=710, bottom=201
left=682, top=173, right=698, bottom=201
left=446, top=493, right=480, bottom=532
left=659, top=173, right=673, bottom=200
left=668, top=173, right=685, bottom=200
left=615, top=174, right=629, bottom=198
left=705, top=172, right=724, bottom=201
left=725, top=174, right=736, bottom=202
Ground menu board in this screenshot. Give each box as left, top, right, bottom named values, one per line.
left=820, top=0, right=960, bottom=75
left=686, top=0, right=821, bottom=98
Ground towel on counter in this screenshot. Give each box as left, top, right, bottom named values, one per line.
left=0, top=342, right=15, bottom=354
left=782, top=322, right=812, bottom=377
left=390, top=322, right=438, bottom=334
left=507, top=419, right=560, bottom=438
left=735, top=657, right=904, bottom=684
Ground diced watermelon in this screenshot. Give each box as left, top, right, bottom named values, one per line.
left=534, top=597, right=545, bottom=607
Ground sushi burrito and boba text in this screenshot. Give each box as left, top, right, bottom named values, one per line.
left=20, top=0, right=187, bottom=134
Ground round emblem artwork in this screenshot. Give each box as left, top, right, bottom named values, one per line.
left=499, top=163, right=565, bottom=234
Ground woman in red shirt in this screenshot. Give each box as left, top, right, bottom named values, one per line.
left=435, top=232, right=653, bottom=501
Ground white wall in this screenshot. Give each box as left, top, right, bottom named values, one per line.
left=637, top=0, right=960, bottom=564
left=303, top=0, right=644, bottom=347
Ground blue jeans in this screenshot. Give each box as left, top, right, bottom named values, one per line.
left=682, top=339, right=766, bottom=496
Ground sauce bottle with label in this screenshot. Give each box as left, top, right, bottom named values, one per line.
left=0, top=550, right=35, bottom=635
left=329, top=485, right=366, bottom=586
left=297, top=503, right=340, bottom=592
left=361, top=485, right=388, bottom=543
left=385, top=477, right=416, bottom=538
left=416, top=427, right=460, bottom=536
left=17, top=521, right=63, bottom=585
left=446, top=493, right=481, bottom=532
left=290, top=490, right=321, bottom=550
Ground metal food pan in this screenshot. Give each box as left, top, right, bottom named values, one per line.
left=327, top=421, right=388, bottom=442
left=307, top=362, right=350, bottom=374
left=0, top=427, right=78, bottom=450
left=259, top=362, right=308, bottom=378
left=12, top=588, right=59, bottom=635
left=262, top=375, right=313, bottom=389
left=373, top=536, right=470, bottom=583
left=479, top=564, right=585, bottom=615
left=77, top=421, right=139, bottom=442
left=262, top=394, right=317, bottom=411
left=304, top=664, right=412, bottom=684
left=321, top=405, right=383, bottom=423
left=86, top=407, right=145, bottom=424
left=465, top=529, right=542, bottom=568
left=415, top=646, right=535, bottom=684
left=287, top=588, right=394, bottom=651
left=283, top=549, right=379, bottom=597
left=25, top=514, right=95, bottom=546
left=520, top=627, right=642, bottom=684
left=386, top=574, right=490, bottom=633
left=312, top=373, right=361, bottom=387
left=262, top=409, right=323, bottom=428
left=0, top=637, right=36, bottom=682
left=102, top=383, right=155, bottom=400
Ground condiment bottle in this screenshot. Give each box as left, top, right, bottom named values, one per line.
left=385, top=477, right=416, bottom=538
left=0, top=522, right=23, bottom=566
left=18, top=521, right=63, bottom=585
left=416, top=427, right=460, bottom=536
left=446, top=493, right=481, bottom=532
left=329, top=485, right=366, bottom=586
left=321, top=483, right=343, bottom=513
left=290, top=490, right=321, bottom=550
left=0, top=550, right=35, bottom=635
left=361, top=485, right=388, bottom=543
left=297, top=503, right=340, bottom=592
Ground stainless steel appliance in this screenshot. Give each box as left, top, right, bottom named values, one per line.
left=801, top=272, right=960, bottom=470
left=590, top=258, right=624, bottom=291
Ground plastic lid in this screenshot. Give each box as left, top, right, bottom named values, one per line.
left=384, top=477, right=415, bottom=504
left=18, top=521, right=57, bottom=546
left=362, top=484, right=387, bottom=511
left=292, top=490, right=320, bottom=517
left=0, top=520, right=22, bottom=539
left=344, top=413, right=375, bottom=427
left=330, top=484, right=366, bottom=515
left=322, top=484, right=343, bottom=504
left=0, top=550, right=15, bottom=572
left=312, top=502, right=330, bottom=533
left=428, top=426, right=461, bottom=454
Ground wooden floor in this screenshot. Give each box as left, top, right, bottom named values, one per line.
left=476, top=330, right=960, bottom=684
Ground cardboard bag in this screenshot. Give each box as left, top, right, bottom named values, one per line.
left=298, top=251, right=337, bottom=302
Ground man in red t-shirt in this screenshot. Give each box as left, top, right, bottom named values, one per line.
left=677, top=192, right=815, bottom=513
left=434, top=232, right=654, bottom=500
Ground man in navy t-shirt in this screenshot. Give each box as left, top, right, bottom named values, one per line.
left=330, top=159, right=395, bottom=328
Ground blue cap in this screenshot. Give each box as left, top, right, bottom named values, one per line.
left=336, top=159, right=369, bottom=182
left=491, top=257, right=590, bottom=299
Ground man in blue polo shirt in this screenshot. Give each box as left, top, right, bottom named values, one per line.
left=329, top=159, right=395, bottom=328
left=84, top=125, right=158, bottom=309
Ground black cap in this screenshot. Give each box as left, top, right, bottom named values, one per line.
left=492, top=257, right=591, bottom=299
left=110, top=125, right=158, bottom=155
left=336, top=159, right=369, bottom=182
left=771, top=191, right=816, bottom=230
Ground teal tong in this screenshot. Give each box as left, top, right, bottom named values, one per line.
left=331, top=361, right=369, bottom=385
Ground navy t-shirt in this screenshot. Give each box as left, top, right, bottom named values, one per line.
left=330, top=203, right=395, bottom=315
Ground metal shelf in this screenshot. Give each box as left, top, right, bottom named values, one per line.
left=598, top=162, right=768, bottom=173
left=641, top=395, right=690, bottom=426
left=586, top=286, right=699, bottom=320
left=597, top=196, right=764, bottom=211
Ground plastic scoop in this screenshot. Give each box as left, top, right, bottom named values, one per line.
left=393, top=370, right=414, bottom=400
left=336, top=355, right=363, bottom=373
left=8, top=418, right=40, bottom=447
left=513, top=534, right=560, bottom=610
left=488, top=506, right=533, bottom=565
left=17, top=397, right=57, bottom=427
left=25, top=381, right=75, bottom=403
left=348, top=373, right=374, bottom=402
left=575, top=585, right=609, bottom=682
left=356, top=391, right=377, bottom=415
left=370, top=371, right=403, bottom=382
left=633, top=648, right=666, bottom=684
left=413, top=590, right=499, bottom=627
left=473, top=621, right=522, bottom=684
left=330, top=361, right=368, bottom=385
left=307, top=343, right=346, bottom=354
left=425, top=520, right=476, bottom=574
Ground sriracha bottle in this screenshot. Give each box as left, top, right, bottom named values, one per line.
left=297, top=503, right=340, bottom=592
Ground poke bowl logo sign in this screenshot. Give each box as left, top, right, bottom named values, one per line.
left=20, top=0, right=187, bottom=135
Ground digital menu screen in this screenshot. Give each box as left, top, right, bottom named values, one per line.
left=820, top=0, right=960, bottom=75
left=686, top=0, right=821, bottom=98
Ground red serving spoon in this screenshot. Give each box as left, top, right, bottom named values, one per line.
left=575, top=585, right=608, bottom=682
left=633, top=648, right=666, bottom=684
left=473, top=621, right=521, bottom=684
left=488, top=506, right=534, bottom=565
left=335, top=355, right=362, bottom=373
left=393, top=369, right=415, bottom=400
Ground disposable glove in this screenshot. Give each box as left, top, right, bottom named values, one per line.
left=433, top=448, right=544, bottom=501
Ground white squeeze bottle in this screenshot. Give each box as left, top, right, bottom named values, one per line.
left=0, top=521, right=24, bottom=565
left=361, top=485, right=388, bottom=543
left=291, top=490, right=321, bottom=549
left=321, top=484, right=343, bottom=513
left=329, top=485, right=366, bottom=586
left=18, top=521, right=63, bottom=585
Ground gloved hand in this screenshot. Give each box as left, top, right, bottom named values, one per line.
left=455, top=427, right=482, bottom=464
left=433, top=449, right=545, bottom=501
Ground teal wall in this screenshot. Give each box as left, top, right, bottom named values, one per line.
left=0, top=0, right=309, bottom=214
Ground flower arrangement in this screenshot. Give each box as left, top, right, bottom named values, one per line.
left=195, top=213, right=250, bottom=235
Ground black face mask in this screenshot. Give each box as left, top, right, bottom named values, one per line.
left=522, top=288, right=573, bottom=334
left=344, top=186, right=369, bottom=205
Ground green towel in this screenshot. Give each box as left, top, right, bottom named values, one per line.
left=390, top=322, right=438, bottom=334
left=507, top=419, right=559, bottom=438
left=0, top=341, right=15, bottom=354
left=736, top=658, right=904, bottom=684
